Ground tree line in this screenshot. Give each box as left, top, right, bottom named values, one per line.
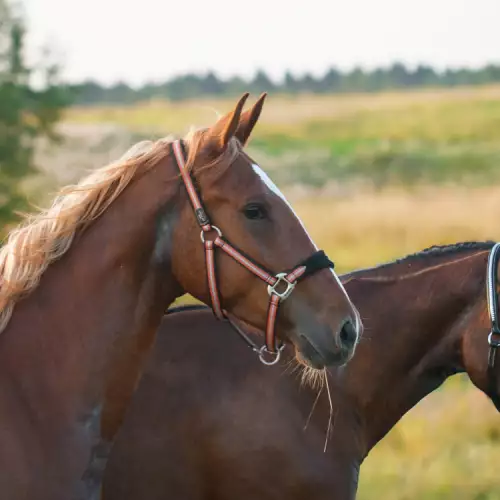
left=70, top=64, right=500, bottom=104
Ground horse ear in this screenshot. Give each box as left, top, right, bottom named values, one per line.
left=206, top=93, right=249, bottom=153
left=235, top=93, right=267, bottom=146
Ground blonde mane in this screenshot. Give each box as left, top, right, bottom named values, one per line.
left=0, top=123, right=243, bottom=335
left=0, top=126, right=241, bottom=334
left=0, top=138, right=163, bottom=333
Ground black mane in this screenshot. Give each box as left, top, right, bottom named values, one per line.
left=343, top=240, right=496, bottom=280
left=391, top=240, right=495, bottom=266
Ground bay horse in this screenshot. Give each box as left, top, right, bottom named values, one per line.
left=0, top=93, right=360, bottom=500
left=103, top=241, right=500, bottom=500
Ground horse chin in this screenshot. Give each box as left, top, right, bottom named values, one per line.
left=294, top=335, right=351, bottom=369
left=295, top=347, right=326, bottom=370
left=293, top=350, right=328, bottom=391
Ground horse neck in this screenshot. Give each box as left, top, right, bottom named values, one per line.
left=338, top=248, right=490, bottom=457
left=0, top=155, right=183, bottom=486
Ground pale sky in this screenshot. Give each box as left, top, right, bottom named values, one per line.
left=23, top=0, right=500, bottom=86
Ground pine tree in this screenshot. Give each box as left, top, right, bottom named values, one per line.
left=0, top=0, right=69, bottom=232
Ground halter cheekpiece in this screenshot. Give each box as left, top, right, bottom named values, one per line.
left=172, top=140, right=334, bottom=366
left=486, top=243, right=500, bottom=409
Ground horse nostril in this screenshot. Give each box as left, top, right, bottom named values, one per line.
left=339, top=320, right=357, bottom=349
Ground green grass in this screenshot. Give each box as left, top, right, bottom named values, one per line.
left=359, top=376, right=500, bottom=500
left=65, top=85, right=500, bottom=187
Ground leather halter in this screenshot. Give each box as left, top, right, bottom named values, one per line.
left=486, top=243, right=500, bottom=410
left=171, top=140, right=334, bottom=364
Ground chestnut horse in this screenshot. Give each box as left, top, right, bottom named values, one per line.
left=103, top=241, right=500, bottom=500
left=0, top=94, right=360, bottom=500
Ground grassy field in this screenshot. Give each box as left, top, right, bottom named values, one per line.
left=65, top=85, right=500, bottom=188
left=9, top=85, right=500, bottom=498
left=288, top=189, right=500, bottom=499
left=359, top=375, right=500, bottom=500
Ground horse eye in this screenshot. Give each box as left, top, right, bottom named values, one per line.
left=243, top=203, right=268, bottom=220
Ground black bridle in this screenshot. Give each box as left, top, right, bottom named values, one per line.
left=485, top=243, right=500, bottom=410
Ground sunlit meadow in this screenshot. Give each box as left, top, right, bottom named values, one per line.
left=14, top=84, right=500, bottom=498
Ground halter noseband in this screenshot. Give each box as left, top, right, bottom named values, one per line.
left=485, top=243, right=500, bottom=410
left=172, top=140, right=334, bottom=365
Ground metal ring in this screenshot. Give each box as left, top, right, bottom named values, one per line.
left=267, top=273, right=296, bottom=301
left=200, top=225, right=222, bottom=243
left=489, top=331, right=500, bottom=348
left=258, top=344, right=285, bottom=366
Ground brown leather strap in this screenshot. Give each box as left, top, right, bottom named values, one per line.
left=171, top=139, right=334, bottom=356
left=266, top=294, right=280, bottom=351
left=204, top=239, right=224, bottom=319
left=214, top=237, right=276, bottom=285
left=172, top=140, right=212, bottom=231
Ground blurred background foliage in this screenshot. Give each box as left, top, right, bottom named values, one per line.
left=2, top=0, right=500, bottom=497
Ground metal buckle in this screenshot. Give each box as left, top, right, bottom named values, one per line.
left=200, top=225, right=222, bottom=243
left=489, top=331, right=500, bottom=348
left=258, top=343, right=285, bottom=366
left=267, top=273, right=296, bottom=301
left=195, top=208, right=210, bottom=226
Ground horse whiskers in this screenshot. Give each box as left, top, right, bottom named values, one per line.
left=323, top=370, right=337, bottom=453
left=298, top=365, right=337, bottom=453
left=289, top=360, right=339, bottom=453
left=281, top=357, right=301, bottom=377
left=355, top=315, right=372, bottom=343
left=303, top=384, right=323, bottom=431
left=299, top=364, right=325, bottom=391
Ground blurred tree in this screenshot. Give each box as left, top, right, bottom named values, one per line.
left=321, top=67, right=342, bottom=92
left=200, top=71, right=224, bottom=95
left=344, top=66, right=367, bottom=92
left=0, top=0, right=69, bottom=230
left=299, top=72, right=317, bottom=93
left=411, top=65, right=437, bottom=87
left=225, top=75, right=246, bottom=96
left=386, top=62, right=410, bottom=88
left=283, top=70, right=299, bottom=93
left=251, top=69, right=275, bottom=94
left=166, top=74, right=203, bottom=101
left=107, top=81, right=135, bottom=104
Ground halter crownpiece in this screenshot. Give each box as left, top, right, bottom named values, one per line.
left=172, top=140, right=334, bottom=365
left=485, top=243, right=500, bottom=409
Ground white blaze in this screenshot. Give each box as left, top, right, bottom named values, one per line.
left=252, top=164, right=318, bottom=249
left=251, top=164, right=354, bottom=308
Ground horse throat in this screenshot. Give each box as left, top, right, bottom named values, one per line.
left=342, top=250, right=487, bottom=456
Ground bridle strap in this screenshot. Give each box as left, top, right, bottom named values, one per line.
left=172, top=140, right=225, bottom=320
left=204, top=239, right=224, bottom=319
left=171, top=139, right=335, bottom=358
left=488, top=344, right=500, bottom=411
left=486, top=243, right=500, bottom=408
left=172, top=140, right=211, bottom=229
left=207, top=234, right=332, bottom=352
left=213, top=237, right=276, bottom=284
